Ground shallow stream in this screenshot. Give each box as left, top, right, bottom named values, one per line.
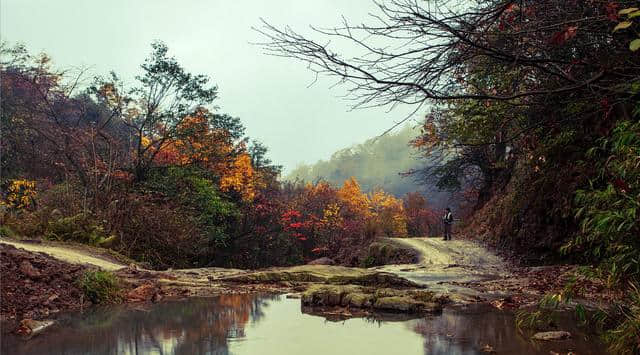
left=2, top=294, right=605, bottom=355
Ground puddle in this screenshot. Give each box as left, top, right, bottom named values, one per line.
left=1, top=294, right=604, bottom=355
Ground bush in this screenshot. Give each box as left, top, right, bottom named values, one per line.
left=45, top=213, right=111, bottom=245
left=565, top=120, right=640, bottom=285
left=144, top=167, right=239, bottom=247
left=108, top=193, right=204, bottom=269
left=598, top=283, right=640, bottom=355
left=77, top=270, right=122, bottom=304
left=518, top=120, right=640, bottom=354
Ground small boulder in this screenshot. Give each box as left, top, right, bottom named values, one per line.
left=307, top=257, right=335, bottom=265
left=532, top=331, right=571, bottom=341
left=15, top=319, right=55, bottom=337
left=127, top=284, right=158, bottom=302
left=480, top=344, right=496, bottom=353
left=19, top=260, right=41, bottom=279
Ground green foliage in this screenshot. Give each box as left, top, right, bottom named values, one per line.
left=145, top=167, right=239, bottom=248
left=516, top=275, right=583, bottom=332
left=599, top=283, right=640, bottom=355
left=45, top=214, right=111, bottom=246
left=77, top=270, right=122, bottom=304
left=0, top=225, right=16, bottom=239
left=520, top=119, right=640, bottom=353
left=613, top=7, right=640, bottom=51
left=565, top=120, right=640, bottom=285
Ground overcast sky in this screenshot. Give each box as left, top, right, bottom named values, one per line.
left=1, top=0, right=420, bottom=173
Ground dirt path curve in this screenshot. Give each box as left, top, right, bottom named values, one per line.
left=390, top=237, right=505, bottom=267
left=0, top=239, right=126, bottom=271
left=373, top=237, right=512, bottom=301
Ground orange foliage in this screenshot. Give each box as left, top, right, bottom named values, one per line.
left=337, top=177, right=371, bottom=217
left=153, top=109, right=234, bottom=170
left=220, top=153, right=256, bottom=202
left=370, top=189, right=408, bottom=237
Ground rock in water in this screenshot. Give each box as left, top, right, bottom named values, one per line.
left=481, top=344, right=496, bottom=353
left=307, top=257, right=335, bottom=265
left=531, top=331, right=571, bottom=341
left=127, top=284, right=158, bottom=302
left=15, top=319, right=55, bottom=336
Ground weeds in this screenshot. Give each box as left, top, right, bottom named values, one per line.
left=77, top=270, right=122, bottom=304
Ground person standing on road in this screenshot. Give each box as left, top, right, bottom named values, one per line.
left=442, top=207, right=453, bottom=241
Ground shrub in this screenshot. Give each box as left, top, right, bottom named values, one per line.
left=565, top=120, right=640, bottom=285
left=0, top=225, right=16, bottom=239
left=77, top=270, right=122, bottom=304
left=45, top=213, right=111, bottom=245
left=0, top=179, right=37, bottom=211
left=144, top=167, right=239, bottom=247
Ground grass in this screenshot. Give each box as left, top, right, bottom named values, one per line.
left=77, top=270, right=122, bottom=304
left=0, top=225, right=17, bottom=239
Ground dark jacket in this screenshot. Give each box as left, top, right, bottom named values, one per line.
left=443, top=211, right=453, bottom=225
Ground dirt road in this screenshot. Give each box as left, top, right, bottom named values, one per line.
left=373, top=237, right=512, bottom=301
left=0, top=239, right=126, bottom=271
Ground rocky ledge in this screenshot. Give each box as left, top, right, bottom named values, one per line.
left=301, top=284, right=447, bottom=314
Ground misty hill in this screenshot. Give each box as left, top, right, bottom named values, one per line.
left=287, top=125, right=437, bottom=198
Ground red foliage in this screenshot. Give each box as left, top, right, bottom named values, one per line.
left=551, top=26, right=578, bottom=46
left=605, top=2, right=619, bottom=22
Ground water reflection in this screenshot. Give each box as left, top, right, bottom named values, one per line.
left=2, top=294, right=604, bottom=355
left=2, top=294, right=275, bottom=355
left=412, top=305, right=603, bottom=355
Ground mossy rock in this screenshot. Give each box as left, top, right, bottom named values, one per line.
left=374, top=288, right=404, bottom=298
left=341, top=292, right=374, bottom=308
left=372, top=296, right=441, bottom=313
left=408, top=289, right=437, bottom=303
left=301, top=284, right=363, bottom=307
left=301, top=283, right=442, bottom=314
left=363, top=240, right=419, bottom=267
left=221, top=265, right=422, bottom=289
left=373, top=296, right=423, bottom=312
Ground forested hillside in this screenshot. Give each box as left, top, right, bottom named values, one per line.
left=287, top=125, right=450, bottom=207
left=287, top=125, right=421, bottom=196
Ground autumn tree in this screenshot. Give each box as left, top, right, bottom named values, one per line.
left=93, top=41, right=219, bottom=181
left=403, top=192, right=437, bottom=237
left=1, top=43, right=127, bottom=203
left=337, top=177, right=371, bottom=217
left=220, top=153, right=257, bottom=202
left=370, top=188, right=408, bottom=237
left=258, top=0, right=640, bottom=201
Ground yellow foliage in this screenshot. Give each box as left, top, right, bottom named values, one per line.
left=305, top=181, right=333, bottom=198
left=141, top=135, right=152, bottom=148
left=337, top=177, right=371, bottom=217
left=2, top=179, right=37, bottom=210
left=220, top=154, right=256, bottom=202
left=321, top=203, right=343, bottom=229
left=369, top=189, right=408, bottom=237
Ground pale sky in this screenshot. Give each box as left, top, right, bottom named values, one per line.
left=1, top=0, right=419, bottom=173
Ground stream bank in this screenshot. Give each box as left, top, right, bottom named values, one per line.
left=0, top=236, right=613, bottom=343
